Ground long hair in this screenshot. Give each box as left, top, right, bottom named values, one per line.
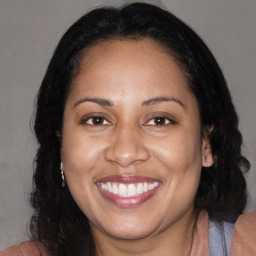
left=30, top=3, right=249, bottom=255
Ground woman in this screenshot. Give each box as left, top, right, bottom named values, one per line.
left=1, top=2, right=255, bottom=256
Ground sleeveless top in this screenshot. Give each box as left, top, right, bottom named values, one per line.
left=208, top=217, right=235, bottom=256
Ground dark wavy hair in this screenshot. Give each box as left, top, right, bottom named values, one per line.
left=30, top=2, right=250, bottom=255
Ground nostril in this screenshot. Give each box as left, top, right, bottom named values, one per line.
left=104, top=134, right=150, bottom=167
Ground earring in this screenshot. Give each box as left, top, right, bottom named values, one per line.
left=60, top=162, right=65, bottom=188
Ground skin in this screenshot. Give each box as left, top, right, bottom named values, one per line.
left=61, top=39, right=213, bottom=256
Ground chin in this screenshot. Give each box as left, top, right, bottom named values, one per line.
left=94, top=217, right=158, bottom=240
left=105, top=227, right=155, bottom=240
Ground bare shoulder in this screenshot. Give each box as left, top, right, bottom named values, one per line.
left=231, top=212, right=256, bottom=255
left=0, top=241, right=49, bottom=256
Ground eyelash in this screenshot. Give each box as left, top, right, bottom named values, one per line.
left=145, top=116, right=176, bottom=126
left=80, top=115, right=111, bottom=126
left=80, top=114, right=176, bottom=127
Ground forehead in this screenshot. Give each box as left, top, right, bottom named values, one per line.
left=78, top=38, right=187, bottom=80
left=68, top=38, right=195, bottom=106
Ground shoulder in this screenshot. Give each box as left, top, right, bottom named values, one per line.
left=0, top=241, right=49, bottom=256
left=231, top=211, right=256, bottom=255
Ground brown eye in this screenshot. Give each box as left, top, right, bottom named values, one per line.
left=154, top=117, right=167, bottom=125
left=83, top=116, right=111, bottom=126
left=91, top=117, right=104, bottom=125
left=146, top=116, right=173, bottom=126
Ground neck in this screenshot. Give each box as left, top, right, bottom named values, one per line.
left=91, top=208, right=198, bottom=256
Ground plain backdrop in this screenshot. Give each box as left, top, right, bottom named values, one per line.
left=0, top=0, right=255, bottom=250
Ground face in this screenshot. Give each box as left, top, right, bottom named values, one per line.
left=61, top=39, right=213, bottom=240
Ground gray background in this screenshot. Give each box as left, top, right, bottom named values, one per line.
left=0, top=0, right=255, bottom=250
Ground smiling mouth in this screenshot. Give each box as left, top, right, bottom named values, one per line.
left=96, top=176, right=161, bottom=207
left=98, top=181, right=159, bottom=197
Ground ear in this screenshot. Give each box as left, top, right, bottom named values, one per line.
left=202, top=126, right=214, bottom=167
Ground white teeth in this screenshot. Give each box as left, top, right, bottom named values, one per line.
left=119, top=183, right=127, bottom=196
left=143, top=182, right=148, bottom=192
left=99, top=181, right=159, bottom=197
left=127, top=184, right=136, bottom=196
left=113, top=184, right=119, bottom=194
left=148, top=182, right=158, bottom=190
left=107, top=182, right=112, bottom=193
left=137, top=183, right=144, bottom=194
left=153, top=182, right=158, bottom=188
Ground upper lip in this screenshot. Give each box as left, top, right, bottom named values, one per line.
left=95, top=175, right=161, bottom=184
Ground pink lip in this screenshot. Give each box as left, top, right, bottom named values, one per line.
left=96, top=175, right=161, bottom=208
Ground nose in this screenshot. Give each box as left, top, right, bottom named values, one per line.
left=104, top=126, right=150, bottom=167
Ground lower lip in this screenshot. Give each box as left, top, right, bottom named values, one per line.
left=97, top=185, right=160, bottom=208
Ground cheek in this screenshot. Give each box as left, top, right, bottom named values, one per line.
left=61, top=128, right=106, bottom=181
left=151, top=131, right=202, bottom=174
left=60, top=130, right=106, bottom=218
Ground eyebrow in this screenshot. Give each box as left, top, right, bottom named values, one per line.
left=142, top=97, right=185, bottom=109
left=73, top=97, right=113, bottom=108
left=73, top=96, right=185, bottom=109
